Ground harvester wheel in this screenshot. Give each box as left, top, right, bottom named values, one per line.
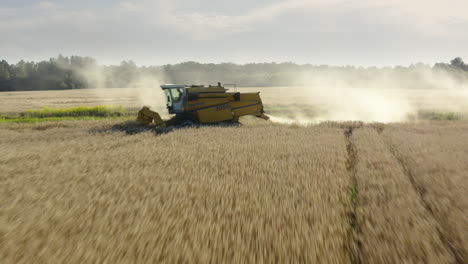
left=174, top=114, right=199, bottom=128
left=178, top=119, right=199, bottom=128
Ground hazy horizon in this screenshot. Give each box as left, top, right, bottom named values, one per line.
left=1, top=0, right=467, bottom=66
left=3, top=55, right=464, bottom=68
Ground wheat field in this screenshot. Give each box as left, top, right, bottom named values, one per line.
left=0, top=118, right=467, bottom=263
left=1, top=89, right=467, bottom=263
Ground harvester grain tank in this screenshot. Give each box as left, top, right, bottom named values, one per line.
left=137, top=82, right=269, bottom=126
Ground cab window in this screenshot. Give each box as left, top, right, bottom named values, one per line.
left=171, top=88, right=183, bottom=102
left=164, top=88, right=184, bottom=108
left=164, top=89, right=173, bottom=107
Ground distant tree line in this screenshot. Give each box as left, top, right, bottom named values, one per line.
left=0, top=55, right=467, bottom=91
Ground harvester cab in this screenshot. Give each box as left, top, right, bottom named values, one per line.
left=137, top=82, right=269, bottom=127
left=162, top=84, right=186, bottom=114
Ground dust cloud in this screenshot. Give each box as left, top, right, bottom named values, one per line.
left=77, top=65, right=169, bottom=116
left=76, top=63, right=468, bottom=123
left=265, top=67, right=468, bottom=124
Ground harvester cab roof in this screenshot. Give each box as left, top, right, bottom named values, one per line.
left=161, top=82, right=228, bottom=114
left=161, top=82, right=227, bottom=93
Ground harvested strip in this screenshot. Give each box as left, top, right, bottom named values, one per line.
left=353, top=128, right=455, bottom=263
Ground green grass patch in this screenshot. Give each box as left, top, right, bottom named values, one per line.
left=417, top=110, right=462, bottom=121
left=0, top=116, right=132, bottom=123
left=25, top=105, right=129, bottom=118
left=0, top=106, right=135, bottom=123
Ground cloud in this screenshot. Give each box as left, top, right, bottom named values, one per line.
left=237, top=0, right=341, bottom=23
left=114, top=0, right=468, bottom=39
left=116, top=0, right=335, bottom=33
left=116, top=0, right=248, bottom=37
left=118, top=1, right=140, bottom=12
left=0, top=0, right=467, bottom=64
left=237, top=0, right=468, bottom=37
left=4, top=0, right=467, bottom=39
left=353, top=0, right=468, bottom=37
left=0, top=2, right=102, bottom=32
left=38, top=1, right=59, bottom=10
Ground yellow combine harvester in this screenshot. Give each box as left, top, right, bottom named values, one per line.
left=137, top=82, right=269, bottom=127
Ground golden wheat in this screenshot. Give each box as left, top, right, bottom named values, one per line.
left=0, top=105, right=467, bottom=263
left=352, top=128, right=455, bottom=263
left=1, top=121, right=351, bottom=263
left=383, top=122, right=468, bottom=262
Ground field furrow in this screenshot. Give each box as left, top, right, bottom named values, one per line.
left=343, top=125, right=361, bottom=264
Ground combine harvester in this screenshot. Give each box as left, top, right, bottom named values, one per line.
left=137, top=82, right=269, bottom=127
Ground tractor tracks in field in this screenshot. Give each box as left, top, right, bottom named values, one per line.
left=343, top=124, right=463, bottom=263
left=344, top=126, right=362, bottom=264
left=385, top=139, right=465, bottom=264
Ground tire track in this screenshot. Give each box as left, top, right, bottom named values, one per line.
left=344, top=126, right=362, bottom=264
left=385, top=141, right=464, bottom=264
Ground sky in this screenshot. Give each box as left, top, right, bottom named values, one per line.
left=1, top=0, right=467, bottom=66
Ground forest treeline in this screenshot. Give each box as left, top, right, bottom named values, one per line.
left=0, top=55, right=467, bottom=91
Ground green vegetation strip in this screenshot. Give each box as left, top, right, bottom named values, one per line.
left=420, top=111, right=461, bottom=121
left=0, top=106, right=135, bottom=123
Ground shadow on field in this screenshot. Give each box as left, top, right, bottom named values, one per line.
left=92, top=120, right=242, bottom=135
left=91, top=119, right=388, bottom=136
left=91, top=121, right=174, bottom=135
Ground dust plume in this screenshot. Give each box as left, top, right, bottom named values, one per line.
left=68, top=61, right=468, bottom=124
left=265, top=66, right=468, bottom=124
left=75, top=64, right=169, bottom=116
